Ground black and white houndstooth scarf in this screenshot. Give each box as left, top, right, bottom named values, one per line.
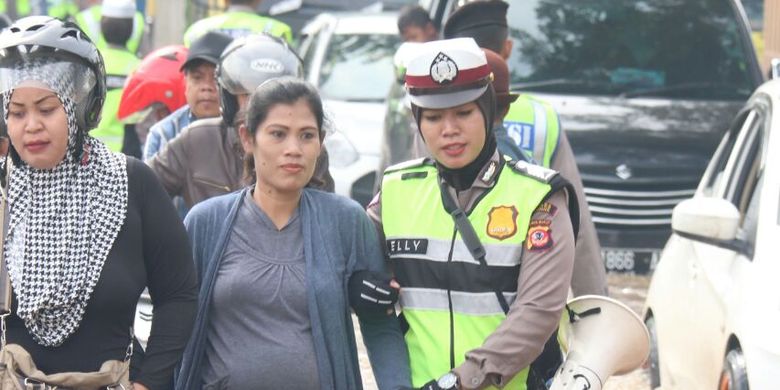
left=1, top=59, right=128, bottom=347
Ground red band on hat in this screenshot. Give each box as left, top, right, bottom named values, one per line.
left=406, top=64, right=491, bottom=89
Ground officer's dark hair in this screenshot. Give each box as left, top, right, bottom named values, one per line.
left=398, top=5, right=433, bottom=33
left=101, top=16, right=133, bottom=46
left=243, top=77, right=325, bottom=183
left=453, top=26, right=507, bottom=54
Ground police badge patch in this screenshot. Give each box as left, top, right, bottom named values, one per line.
left=526, top=220, right=553, bottom=251
left=430, top=52, right=458, bottom=84
left=487, top=206, right=518, bottom=240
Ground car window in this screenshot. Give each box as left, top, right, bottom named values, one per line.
left=299, top=32, right=319, bottom=75
left=318, top=33, right=400, bottom=101
left=702, top=111, right=753, bottom=196
left=739, top=173, right=762, bottom=249
left=724, top=108, right=763, bottom=207
left=741, top=0, right=764, bottom=31
left=504, top=0, right=756, bottom=99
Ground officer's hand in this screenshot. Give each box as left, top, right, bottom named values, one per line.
left=348, top=270, right=399, bottom=311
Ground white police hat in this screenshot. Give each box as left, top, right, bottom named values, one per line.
left=404, top=38, right=492, bottom=109
left=101, top=0, right=136, bottom=19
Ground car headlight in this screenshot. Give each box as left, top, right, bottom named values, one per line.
left=323, top=131, right=359, bottom=168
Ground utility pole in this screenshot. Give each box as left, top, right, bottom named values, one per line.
left=150, top=0, right=188, bottom=48
left=763, top=0, right=779, bottom=72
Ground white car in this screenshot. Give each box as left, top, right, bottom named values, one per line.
left=298, top=12, right=400, bottom=206
left=643, top=79, right=780, bottom=390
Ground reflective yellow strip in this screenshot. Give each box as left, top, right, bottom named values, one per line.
left=401, top=287, right=516, bottom=316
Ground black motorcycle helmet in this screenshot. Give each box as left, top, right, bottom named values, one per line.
left=216, top=33, right=302, bottom=126
left=0, top=16, right=106, bottom=132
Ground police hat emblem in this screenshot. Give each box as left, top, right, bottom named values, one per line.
left=430, top=52, right=458, bottom=84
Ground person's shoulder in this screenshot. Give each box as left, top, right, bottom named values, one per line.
left=384, top=157, right=435, bottom=174
left=126, top=154, right=155, bottom=179
left=505, top=159, right=559, bottom=184
left=125, top=155, right=165, bottom=195
left=304, top=189, right=365, bottom=217
left=176, top=117, right=224, bottom=141
left=516, top=93, right=558, bottom=114
left=186, top=189, right=243, bottom=223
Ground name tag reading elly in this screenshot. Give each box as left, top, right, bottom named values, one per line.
left=387, top=239, right=429, bottom=255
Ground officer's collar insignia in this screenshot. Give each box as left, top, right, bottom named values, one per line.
left=430, top=52, right=458, bottom=84
left=481, top=160, right=498, bottom=183
left=487, top=205, right=518, bottom=241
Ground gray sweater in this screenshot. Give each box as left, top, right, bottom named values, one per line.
left=175, top=187, right=411, bottom=390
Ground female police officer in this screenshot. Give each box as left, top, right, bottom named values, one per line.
left=367, top=38, right=578, bottom=390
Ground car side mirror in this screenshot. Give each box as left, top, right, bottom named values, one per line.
left=672, top=198, right=739, bottom=241
left=671, top=198, right=751, bottom=256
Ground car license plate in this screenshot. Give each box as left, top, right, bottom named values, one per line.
left=601, top=248, right=660, bottom=274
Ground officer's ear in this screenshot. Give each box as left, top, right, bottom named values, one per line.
left=501, top=39, right=513, bottom=61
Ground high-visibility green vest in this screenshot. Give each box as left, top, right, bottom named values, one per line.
left=75, top=5, right=145, bottom=54
left=381, top=158, right=559, bottom=389
left=503, top=95, right=560, bottom=168
left=0, top=0, right=76, bottom=20
left=45, top=0, right=78, bottom=20
left=0, top=0, right=31, bottom=19
left=92, top=46, right=140, bottom=152
left=182, top=11, right=293, bottom=47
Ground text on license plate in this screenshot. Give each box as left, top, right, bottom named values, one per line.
left=601, top=249, right=660, bottom=274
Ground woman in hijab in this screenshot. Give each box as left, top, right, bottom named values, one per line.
left=0, top=16, right=197, bottom=390
left=366, top=38, right=579, bottom=390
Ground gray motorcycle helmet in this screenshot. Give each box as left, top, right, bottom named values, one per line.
left=216, top=33, right=303, bottom=125
left=0, top=16, right=106, bottom=131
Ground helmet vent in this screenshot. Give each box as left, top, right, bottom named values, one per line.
left=9, top=27, right=20, bottom=33
left=61, top=30, right=79, bottom=39
left=26, top=24, right=43, bottom=32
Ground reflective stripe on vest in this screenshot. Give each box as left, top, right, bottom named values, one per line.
left=75, top=6, right=145, bottom=54
left=503, top=95, right=560, bottom=168
left=381, top=162, right=553, bottom=388
left=182, top=11, right=293, bottom=47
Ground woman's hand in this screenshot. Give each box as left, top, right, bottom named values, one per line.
left=131, top=383, right=150, bottom=390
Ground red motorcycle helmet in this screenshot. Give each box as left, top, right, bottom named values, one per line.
left=117, top=45, right=188, bottom=120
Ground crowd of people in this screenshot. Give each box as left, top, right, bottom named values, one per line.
left=0, top=0, right=609, bottom=389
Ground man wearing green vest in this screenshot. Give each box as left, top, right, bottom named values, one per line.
left=182, top=0, right=293, bottom=47
left=368, top=38, right=577, bottom=390
left=91, top=0, right=141, bottom=153
left=443, top=0, right=608, bottom=298
left=75, top=0, right=146, bottom=55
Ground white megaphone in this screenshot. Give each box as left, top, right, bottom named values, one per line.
left=548, top=295, right=650, bottom=390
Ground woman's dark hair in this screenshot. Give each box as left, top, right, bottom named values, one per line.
left=398, top=5, right=434, bottom=33
left=243, top=77, right=325, bottom=183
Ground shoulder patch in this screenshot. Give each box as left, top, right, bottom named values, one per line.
left=526, top=220, right=554, bottom=252
left=509, top=160, right=558, bottom=183
left=384, top=157, right=435, bottom=174
left=534, top=201, right=558, bottom=216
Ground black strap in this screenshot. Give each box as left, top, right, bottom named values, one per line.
left=438, top=179, right=510, bottom=314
